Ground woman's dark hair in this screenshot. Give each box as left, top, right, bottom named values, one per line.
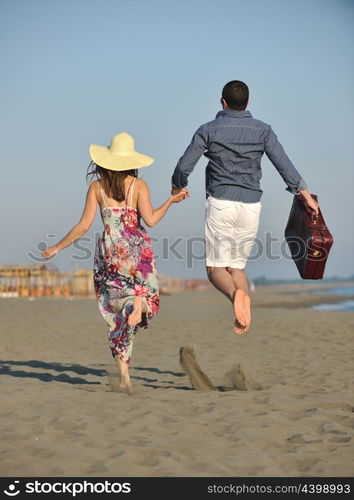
left=86, top=161, right=138, bottom=202
left=222, top=80, right=249, bottom=110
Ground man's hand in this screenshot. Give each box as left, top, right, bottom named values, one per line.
left=171, top=186, right=190, bottom=198
left=170, top=188, right=190, bottom=203
left=305, top=196, right=319, bottom=216
left=299, top=189, right=319, bottom=215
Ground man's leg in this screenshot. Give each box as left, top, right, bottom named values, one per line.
left=226, top=267, right=249, bottom=293
left=206, top=266, right=247, bottom=334
left=226, top=267, right=251, bottom=332
left=226, top=201, right=262, bottom=332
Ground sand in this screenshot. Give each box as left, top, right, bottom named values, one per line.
left=1, top=283, right=353, bottom=477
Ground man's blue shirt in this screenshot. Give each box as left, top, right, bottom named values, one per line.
left=171, top=109, right=307, bottom=202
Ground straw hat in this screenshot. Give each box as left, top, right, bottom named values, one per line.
left=89, top=132, right=154, bottom=171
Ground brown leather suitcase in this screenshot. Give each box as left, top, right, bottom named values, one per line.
left=284, top=194, right=333, bottom=279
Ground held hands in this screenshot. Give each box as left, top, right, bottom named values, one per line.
left=170, top=187, right=190, bottom=203
left=41, top=245, right=59, bottom=259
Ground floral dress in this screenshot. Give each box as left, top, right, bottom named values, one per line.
left=93, top=178, right=160, bottom=364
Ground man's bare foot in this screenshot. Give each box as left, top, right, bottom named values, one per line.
left=243, top=294, right=251, bottom=332
left=234, top=318, right=247, bottom=335
left=127, top=296, right=142, bottom=326
left=233, top=289, right=248, bottom=334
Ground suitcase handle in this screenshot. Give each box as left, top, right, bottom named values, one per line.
left=297, top=193, right=324, bottom=228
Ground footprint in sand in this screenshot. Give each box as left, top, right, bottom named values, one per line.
left=328, top=435, right=351, bottom=443
left=287, top=433, right=309, bottom=444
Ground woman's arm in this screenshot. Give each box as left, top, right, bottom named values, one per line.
left=41, top=181, right=98, bottom=259
left=137, top=179, right=188, bottom=228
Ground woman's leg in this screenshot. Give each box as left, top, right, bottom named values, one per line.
left=95, top=284, right=141, bottom=392
left=106, top=301, right=138, bottom=388
left=116, top=356, right=132, bottom=388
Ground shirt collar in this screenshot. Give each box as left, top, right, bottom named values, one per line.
left=216, top=109, right=252, bottom=119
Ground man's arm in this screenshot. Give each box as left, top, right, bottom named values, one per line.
left=264, top=126, right=319, bottom=214
left=171, top=125, right=208, bottom=191
left=264, top=125, right=307, bottom=193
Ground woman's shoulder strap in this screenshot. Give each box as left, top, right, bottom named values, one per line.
left=125, top=177, right=136, bottom=206
left=99, top=180, right=107, bottom=208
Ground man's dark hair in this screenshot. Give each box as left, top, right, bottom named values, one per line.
left=222, top=81, right=249, bottom=110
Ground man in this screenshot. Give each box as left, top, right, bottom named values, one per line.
left=171, top=80, right=319, bottom=334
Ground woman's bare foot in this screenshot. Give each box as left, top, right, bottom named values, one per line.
left=118, top=369, right=133, bottom=394
left=115, top=357, right=133, bottom=394
left=233, top=289, right=248, bottom=334
left=118, top=376, right=134, bottom=395
left=127, top=296, right=142, bottom=326
left=119, top=374, right=132, bottom=389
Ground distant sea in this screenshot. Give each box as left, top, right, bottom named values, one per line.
left=311, top=287, right=354, bottom=311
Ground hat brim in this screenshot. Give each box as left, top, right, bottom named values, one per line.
left=89, top=144, right=154, bottom=171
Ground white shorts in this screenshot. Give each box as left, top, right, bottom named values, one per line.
left=205, top=195, right=261, bottom=269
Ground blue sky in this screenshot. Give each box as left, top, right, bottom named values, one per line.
left=1, top=0, right=353, bottom=279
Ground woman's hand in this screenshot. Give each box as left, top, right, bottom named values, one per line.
left=170, top=188, right=189, bottom=204
left=138, top=180, right=189, bottom=227
left=41, top=245, right=59, bottom=259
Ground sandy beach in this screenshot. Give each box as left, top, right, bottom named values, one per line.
left=1, top=282, right=353, bottom=477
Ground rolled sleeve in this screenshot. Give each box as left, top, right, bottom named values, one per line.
left=264, top=126, right=307, bottom=194
left=171, top=125, right=208, bottom=189
left=285, top=177, right=308, bottom=194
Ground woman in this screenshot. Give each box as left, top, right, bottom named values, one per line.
left=42, top=132, right=188, bottom=391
